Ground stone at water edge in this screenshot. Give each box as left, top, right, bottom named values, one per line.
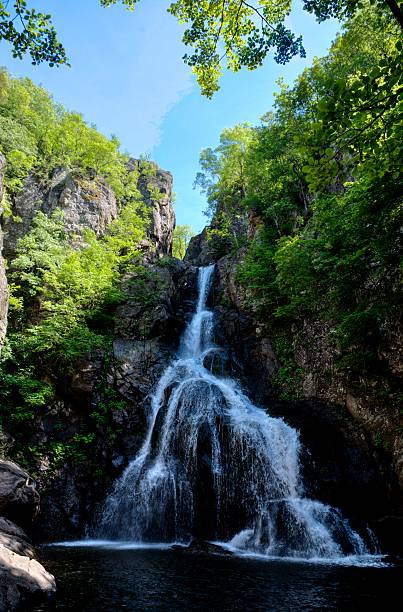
left=0, top=460, right=56, bottom=610
left=0, top=541, right=56, bottom=611
left=0, top=460, right=40, bottom=529
left=171, top=539, right=233, bottom=556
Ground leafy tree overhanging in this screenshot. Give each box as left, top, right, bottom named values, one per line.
left=0, top=0, right=402, bottom=96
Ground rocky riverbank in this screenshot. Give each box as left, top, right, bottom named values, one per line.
left=0, top=460, right=55, bottom=611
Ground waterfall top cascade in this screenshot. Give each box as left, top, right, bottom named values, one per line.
left=98, top=265, right=371, bottom=559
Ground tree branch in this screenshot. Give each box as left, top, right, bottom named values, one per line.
left=384, top=0, right=403, bottom=29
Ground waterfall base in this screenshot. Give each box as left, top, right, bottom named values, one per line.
left=96, top=266, right=378, bottom=560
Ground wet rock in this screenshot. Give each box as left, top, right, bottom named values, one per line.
left=172, top=539, right=233, bottom=556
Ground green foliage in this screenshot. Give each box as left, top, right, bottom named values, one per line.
left=0, top=1, right=68, bottom=66
left=198, top=3, right=402, bottom=393
left=4, top=1, right=401, bottom=97
left=0, top=68, right=139, bottom=199
left=195, top=124, right=255, bottom=212
left=271, top=336, right=304, bottom=400
left=206, top=210, right=247, bottom=258
left=11, top=210, right=68, bottom=298
left=0, top=151, right=147, bottom=444
left=172, top=224, right=194, bottom=259
left=167, top=0, right=305, bottom=97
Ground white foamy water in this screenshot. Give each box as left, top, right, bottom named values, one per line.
left=97, top=265, right=376, bottom=561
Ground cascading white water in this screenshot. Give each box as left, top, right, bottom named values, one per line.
left=98, top=265, right=369, bottom=559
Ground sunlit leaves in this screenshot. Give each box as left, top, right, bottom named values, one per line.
left=172, top=224, right=195, bottom=259
left=0, top=1, right=68, bottom=66
left=168, top=0, right=304, bottom=96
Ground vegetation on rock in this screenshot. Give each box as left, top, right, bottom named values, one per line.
left=0, top=71, right=166, bottom=474
left=196, top=3, right=402, bottom=401
left=172, top=224, right=194, bottom=259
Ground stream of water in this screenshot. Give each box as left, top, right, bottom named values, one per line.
left=40, top=265, right=401, bottom=610
left=96, top=265, right=374, bottom=560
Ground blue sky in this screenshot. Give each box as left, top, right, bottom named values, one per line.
left=0, top=1, right=339, bottom=232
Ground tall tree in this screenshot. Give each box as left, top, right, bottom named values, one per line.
left=172, top=224, right=194, bottom=259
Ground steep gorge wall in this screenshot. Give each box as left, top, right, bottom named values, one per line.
left=0, top=158, right=197, bottom=541
left=186, top=219, right=403, bottom=552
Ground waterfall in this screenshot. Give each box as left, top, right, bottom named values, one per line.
left=98, top=265, right=369, bottom=559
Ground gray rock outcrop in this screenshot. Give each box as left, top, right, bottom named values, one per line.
left=131, top=160, right=175, bottom=255
left=3, top=168, right=118, bottom=259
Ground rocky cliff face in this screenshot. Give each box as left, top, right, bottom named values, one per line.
left=0, top=159, right=175, bottom=348
left=2, top=168, right=119, bottom=260
left=2, top=161, right=176, bottom=261
left=0, top=158, right=181, bottom=541
left=186, top=225, right=403, bottom=554
left=0, top=153, right=8, bottom=348
left=132, top=160, right=175, bottom=255
left=32, top=256, right=197, bottom=539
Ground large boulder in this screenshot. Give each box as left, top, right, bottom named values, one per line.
left=0, top=465, right=55, bottom=610
left=3, top=168, right=118, bottom=259
left=0, top=461, right=40, bottom=529
left=0, top=518, right=55, bottom=611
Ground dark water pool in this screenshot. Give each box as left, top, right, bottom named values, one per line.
left=34, top=545, right=402, bottom=611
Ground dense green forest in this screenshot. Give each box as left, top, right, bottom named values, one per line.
left=0, top=71, right=159, bottom=460
left=0, top=0, right=401, bottom=468
left=1, top=4, right=403, bottom=608
left=196, top=4, right=402, bottom=399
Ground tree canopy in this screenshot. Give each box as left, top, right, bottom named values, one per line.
left=172, top=224, right=195, bottom=259
left=0, top=1, right=402, bottom=96
left=195, top=3, right=402, bottom=393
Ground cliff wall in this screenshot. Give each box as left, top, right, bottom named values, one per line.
left=186, top=218, right=403, bottom=552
